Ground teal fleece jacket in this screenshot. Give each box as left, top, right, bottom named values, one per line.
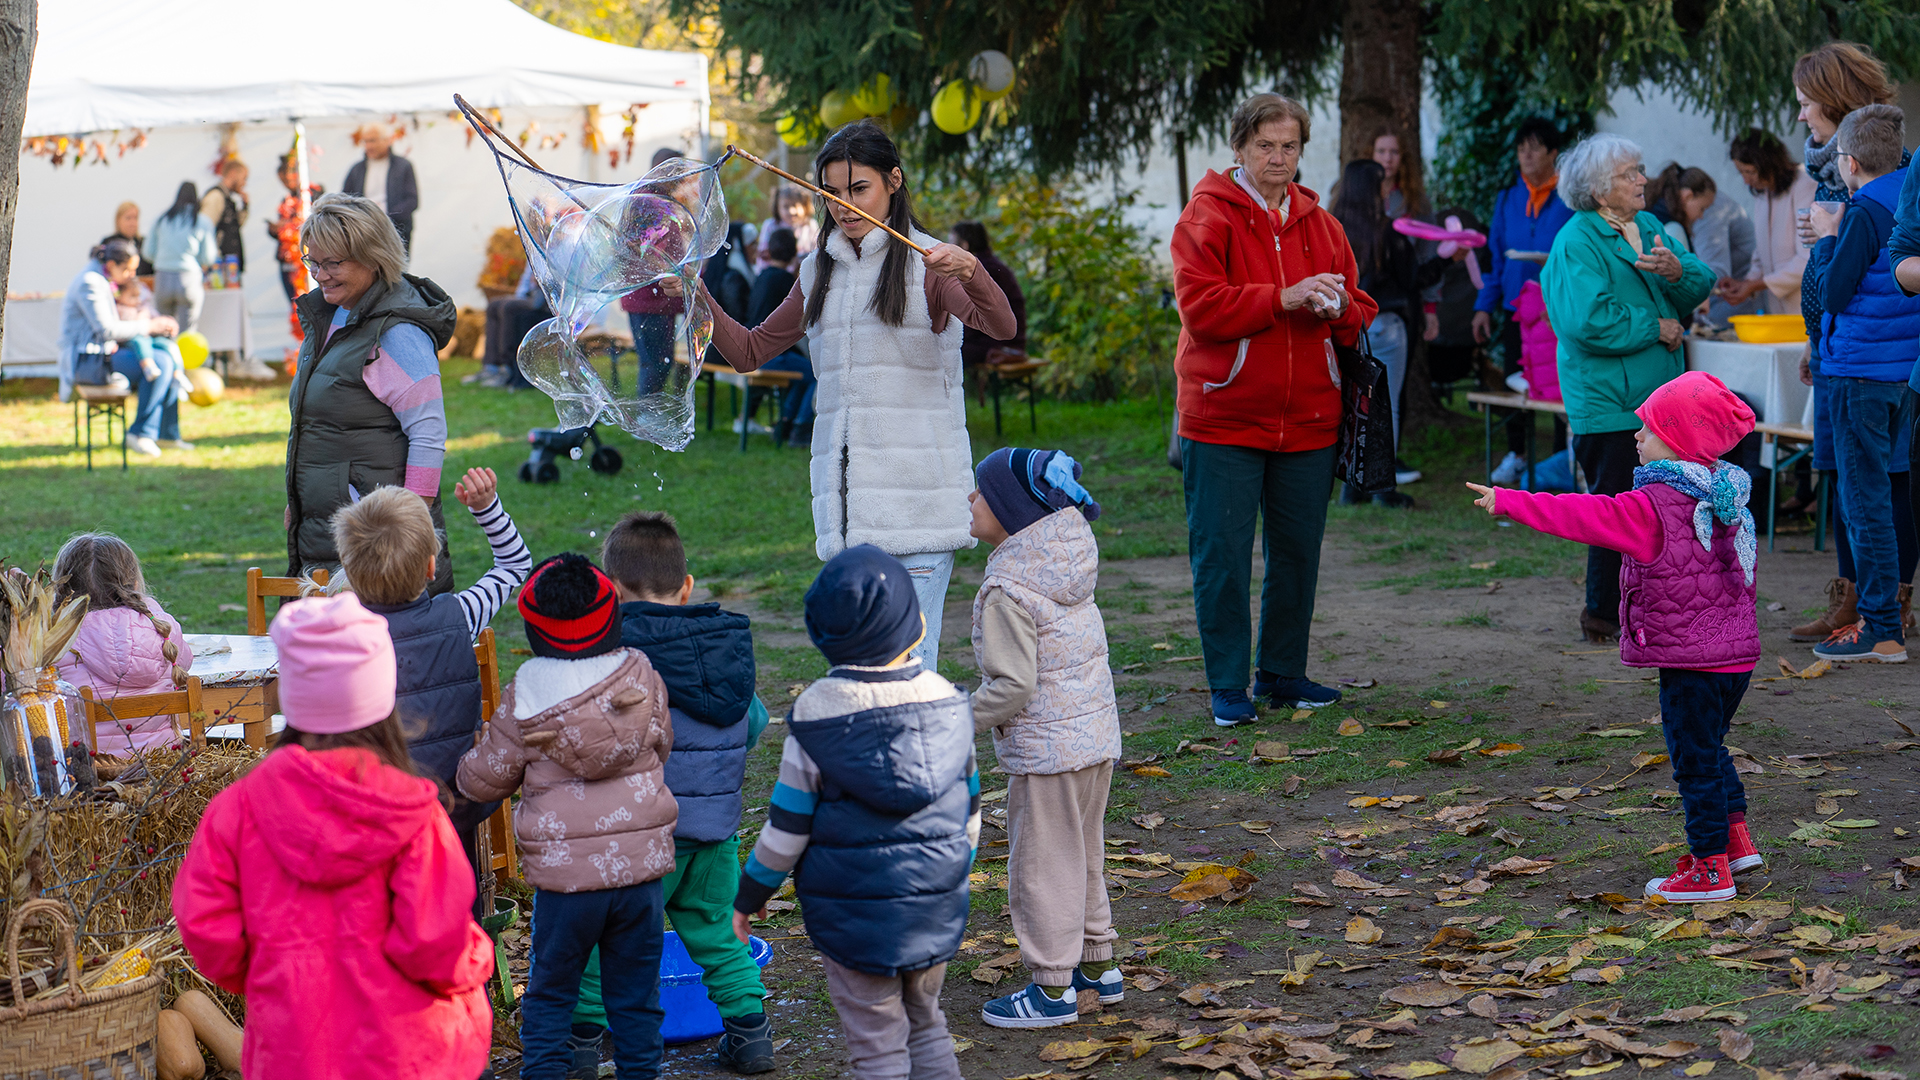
left=1542, top=210, right=1716, bottom=434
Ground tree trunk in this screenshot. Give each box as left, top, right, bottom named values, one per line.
left=0, top=0, right=38, bottom=355
left=1340, top=0, right=1464, bottom=437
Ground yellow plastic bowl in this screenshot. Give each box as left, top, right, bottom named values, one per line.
left=1728, top=314, right=1807, bottom=344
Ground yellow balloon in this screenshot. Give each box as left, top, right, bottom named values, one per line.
left=176, top=331, right=210, bottom=369
left=820, top=89, right=862, bottom=129
left=186, top=366, right=224, bottom=406
left=776, top=112, right=815, bottom=148
left=850, top=74, right=893, bottom=116
left=931, top=81, right=983, bottom=135
left=968, top=50, right=1015, bottom=101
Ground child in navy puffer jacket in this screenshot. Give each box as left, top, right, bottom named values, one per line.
left=1470, top=372, right=1762, bottom=904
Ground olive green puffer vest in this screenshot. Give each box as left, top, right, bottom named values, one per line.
left=285, top=274, right=456, bottom=584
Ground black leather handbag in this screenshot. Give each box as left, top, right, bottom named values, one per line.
left=1333, top=333, right=1396, bottom=494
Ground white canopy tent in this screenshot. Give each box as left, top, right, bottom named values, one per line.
left=9, top=0, right=711, bottom=364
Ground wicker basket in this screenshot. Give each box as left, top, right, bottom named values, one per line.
left=0, top=899, right=162, bottom=1079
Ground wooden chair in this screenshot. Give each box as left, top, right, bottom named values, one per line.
left=72, top=384, right=132, bottom=472
left=474, top=627, right=518, bottom=884
left=78, top=677, right=207, bottom=750
left=244, top=567, right=329, bottom=635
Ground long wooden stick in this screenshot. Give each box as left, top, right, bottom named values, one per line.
left=454, top=94, right=546, bottom=172
left=726, top=144, right=930, bottom=255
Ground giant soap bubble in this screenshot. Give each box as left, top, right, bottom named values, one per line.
left=461, top=99, right=728, bottom=451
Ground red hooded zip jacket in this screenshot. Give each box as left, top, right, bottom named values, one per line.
left=1172, top=170, right=1376, bottom=452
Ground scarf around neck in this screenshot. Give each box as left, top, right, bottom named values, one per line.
left=1523, top=173, right=1559, bottom=218
left=1633, top=459, right=1756, bottom=584
left=1804, top=134, right=1846, bottom=197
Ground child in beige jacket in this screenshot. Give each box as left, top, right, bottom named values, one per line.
left=967, top=448, right=1123, bottom=1028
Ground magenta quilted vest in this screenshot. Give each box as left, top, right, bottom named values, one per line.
left=1618, top=483, right=1760, bottom=669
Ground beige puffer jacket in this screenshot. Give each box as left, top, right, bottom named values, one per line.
left=971, top=509, right=1121, bottom=775
left=457, top=649, right=677, bottom=893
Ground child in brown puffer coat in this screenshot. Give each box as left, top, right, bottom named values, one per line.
left=458, top=553, right=676, bottom=1080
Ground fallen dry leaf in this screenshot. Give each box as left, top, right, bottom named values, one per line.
left=1345, top=916, right=1385, bottom=944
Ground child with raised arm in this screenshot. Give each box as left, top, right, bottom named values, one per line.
left=329, top=466, right=532, bottom=873
left=1468, top=371, right=1761, bottom=902
left=965, top=449, right=1125, bottom=1028
left=733, top=545, right=980, bottom=1080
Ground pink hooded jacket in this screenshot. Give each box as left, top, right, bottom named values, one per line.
left=172, top=745, right=493, bottom=1079
left=55, top=601, right=194, bottom=756
left=1515, top=280, right=1562, bottom=403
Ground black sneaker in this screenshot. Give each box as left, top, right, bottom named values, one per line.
left=1254, top=674, right=1342, bottom=710
left=718, top=1012, right=776, bottom=1074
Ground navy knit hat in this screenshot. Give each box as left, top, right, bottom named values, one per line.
left=518, top=553, right=623, bottom=659
left=804, top=545, right=924, bottom=667
left=974, top=448, right=1102, bottom=538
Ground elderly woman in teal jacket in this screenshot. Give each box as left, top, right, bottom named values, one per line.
left=1543, top=132, right=1717, bottom=642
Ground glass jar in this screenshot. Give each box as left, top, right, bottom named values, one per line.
left=1, top=667, right=87, bottom=796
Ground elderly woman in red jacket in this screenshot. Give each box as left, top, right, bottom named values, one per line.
left=1172, top=92, right=1377, bottom=727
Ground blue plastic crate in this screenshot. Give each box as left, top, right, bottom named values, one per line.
left=660, top=930, right=773, bottom=1044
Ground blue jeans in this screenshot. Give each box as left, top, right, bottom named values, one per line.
left=523, top=881, right=666, bottom=1080
left=898, top=550, right=956, bottom=672
left=1830, top=377, right=1917, bottom=640
left=628, top=311, right=677, bottom=397
left=111, top=339, right=181, bottom=442
left=1659, top=668, right=1751, bottom=858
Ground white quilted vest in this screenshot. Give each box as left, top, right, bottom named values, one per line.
left=797, top=226, right=975, bottom=561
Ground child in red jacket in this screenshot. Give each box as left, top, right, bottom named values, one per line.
left=172, top=593, right=494, bottom=1079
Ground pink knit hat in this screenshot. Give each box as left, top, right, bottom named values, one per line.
left=1634, top=371, right=1755, bottom=466
left=269, top=593, right=396, bottom=734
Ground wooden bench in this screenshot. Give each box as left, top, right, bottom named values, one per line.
left=984, top=355, right=1049, bottom=440
left=1465, top=391, right=1567, bottom=489
left=1755, top=422, right=1822, bottom=553
left=72, top=384, right=132, bottom=472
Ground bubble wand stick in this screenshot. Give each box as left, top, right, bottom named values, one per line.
left=726, top=144, right=930, bottom=256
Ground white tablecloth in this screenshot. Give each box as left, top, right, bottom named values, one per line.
left=1686, top=338, right=1811, bottom=465
left=2, top=286, right=253, bottom=369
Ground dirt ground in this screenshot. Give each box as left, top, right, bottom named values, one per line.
left=501, top=529, right=1920, bottom=1080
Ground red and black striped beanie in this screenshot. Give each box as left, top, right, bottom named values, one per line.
left=518, top=553, right=622, bottom=659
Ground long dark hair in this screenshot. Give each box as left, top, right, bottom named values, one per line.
left=1729, top=128, right=1799, bottom=195
left=160, top=181, right=199, bottom=227
left=804, top=121, right=923, bottom=329
left=1330, top=160, right=1389, bottom=279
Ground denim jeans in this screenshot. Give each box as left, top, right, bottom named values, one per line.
left=898, top=550, right=956, bottom=671
left=1180, top=438, right=1334, bottom=689
left=111, top=340, right=181, bottom=442
left=1658, top=668, right=1751, bottom=858
left=1366, top=311, right=1408, bottom=441
left=523, top=881, right=666, bottom=1080
left=1829, top=376, right=1917, bottom=640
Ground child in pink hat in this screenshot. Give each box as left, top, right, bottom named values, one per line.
left=172, top=593, right=494, bottom=1080
left=1468, top=371, right=1763, bottom=904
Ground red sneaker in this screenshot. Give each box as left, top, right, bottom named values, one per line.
left=1644, top=853, right=1736, bottom=902
left=1726, top=821, right=1764, bottom=874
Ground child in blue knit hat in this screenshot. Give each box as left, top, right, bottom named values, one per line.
left=968, top=448, right=1124, bottom=1027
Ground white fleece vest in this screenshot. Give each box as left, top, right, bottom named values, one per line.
left=798, top=227, right=974, bottom=561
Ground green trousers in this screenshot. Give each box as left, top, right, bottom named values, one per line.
left=1180, top=438, right=1334, bottom=690
left=572, top=835, right=766, bottom=1027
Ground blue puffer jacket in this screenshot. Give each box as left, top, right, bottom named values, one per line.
left=789, top=690, right=975, bottom=976
left=1818, top=170, right=1920, bottom=384
left=618, top=601, right=755, bottom=844
left=1475, top=175, right=1576, bottom=315
left=367, top=593, right=499, bottom=835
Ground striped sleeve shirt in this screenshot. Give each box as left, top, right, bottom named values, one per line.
left=455, top=497, right=534, bottom=639
left=332, top=308, right=447, bottom=498
left=736, top=728, right=981, bottom=915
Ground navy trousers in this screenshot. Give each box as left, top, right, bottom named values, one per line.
left=522, top=881, right=666, bottom=1080
left=1658, top=668, right=1751, bottom=858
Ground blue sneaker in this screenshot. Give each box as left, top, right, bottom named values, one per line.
left=1254, top=674, right=1343, bottom=710
left=1072, top=964, right=1125, bottom=1004
left=982, top=983, right=1079, bottom=1028
left=1212, top=689, right=1257, bottom=727
left=1811, top=624, right=1907, bottom=663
